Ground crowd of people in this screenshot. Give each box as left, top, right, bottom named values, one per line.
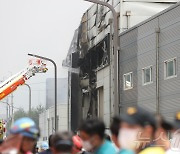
left=0, top=106, right=180, bottom=154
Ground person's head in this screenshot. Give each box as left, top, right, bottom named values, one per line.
left=110, top=116, right=120, bottom=148
left=35, top=147, right=39, bottom=153
left=104, top=134, right=111, bottom=141
left=170, top=129, right=180, bottom=151
left=79, top=119, right=105, bottom=151
left=48, top=134, right=54, bottom=148
left=40, top=142, right=49, bottom=152
left=154, top=115, right=173, bottom=150
left=51, top=131, right=73, bottom=154
left=163, top=111, right=180, bottom=151
left=9, top=117, right=40, bottom=153
left=172, top=111, right=180, bottom=131
left=119, top=106, right=156, bottom=152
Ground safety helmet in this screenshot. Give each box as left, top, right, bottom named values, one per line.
left=72, top=135, right=82, bottom=151
left=41, top=142, right=49, bottom=150
left=9, top=117, right=40, bottom=140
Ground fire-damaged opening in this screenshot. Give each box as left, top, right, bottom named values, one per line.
left=78, top=34, right=110, bottom=119
left=79, top=34, right=110, bottom=75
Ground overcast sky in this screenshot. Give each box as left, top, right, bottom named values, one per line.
left=0, top=0, right=92, bottom=117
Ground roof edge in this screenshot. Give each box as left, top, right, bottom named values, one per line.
left=119, top=1, right=180, bottom=36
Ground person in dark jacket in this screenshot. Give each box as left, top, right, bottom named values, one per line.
left=51, top=131, right=73, bottom=154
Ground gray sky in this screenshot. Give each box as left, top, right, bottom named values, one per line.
left=0, top=0, right=91, bottom=117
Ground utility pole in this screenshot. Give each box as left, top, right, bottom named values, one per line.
left=28, top=53, right=58, bottom=132
left=11, top=94, right=14, bottom=124
left=24, top=84, right=32, bottom=114
left=9, top=103, right=10, bottom=119
left=6, top=102, right=8, bottom=120
left=1, top=99, right=11, bottom=122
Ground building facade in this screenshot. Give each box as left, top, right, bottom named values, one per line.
left=120, top=2, right=180, bottom=121
left=39, top=78, right=68, bottom=141
left=39, top=104, right=68, bottom=141
left=64, top=0, right=180, bottom=130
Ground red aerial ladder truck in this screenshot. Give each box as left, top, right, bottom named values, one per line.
left=0, top=58, right=48, bottom=101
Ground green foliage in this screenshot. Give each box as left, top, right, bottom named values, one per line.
left=14, top=108, right=26, bottom=120
left=13, top=105, right=45, bottom=126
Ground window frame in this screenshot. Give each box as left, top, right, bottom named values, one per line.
left=142, top=66, right=153, bottom=86
left=123, top=72, right=133, bottom=90
left=164, top=57, right=177, bottom=80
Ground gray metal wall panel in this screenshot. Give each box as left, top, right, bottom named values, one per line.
left=136, top=19, right=158, bottom=113
left=138, top=51, right=156, bottom=70
left=120, top=43, right=137, bottom=63
left=160, top=93, right=180, bottom=111
left=121, top=29, right=138, bottom=48
left=138, top=18, right=158, bottom=39
left=138, top=34, right=156, bottom=54
left=118, top=5, right=180, bottom=118
left=159, top=22, right=180, bottom=48
left=120, top=29, right=138, bottom=110
left=158, top=6, right=180, bottom=120
left=138, top=98, right=157, bottom=113
left=158, top=41, right=180, bottom=81
left=159, top=5, right=180, bottom=28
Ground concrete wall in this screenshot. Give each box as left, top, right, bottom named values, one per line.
left=120, top=28, right=138, bottom=112
left=97, top=66, right=111, bottom=126
left=39, top=104, right=67, bottom=141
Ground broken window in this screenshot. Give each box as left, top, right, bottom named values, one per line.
left=89, top=35, right=110, bottom=70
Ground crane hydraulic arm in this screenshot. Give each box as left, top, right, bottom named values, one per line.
left=0, top=59, right=48, bottom=101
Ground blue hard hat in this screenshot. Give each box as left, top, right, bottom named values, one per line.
left=10, top=117, right=40, bottom=140
left=41, top=142, right=49, bottom=150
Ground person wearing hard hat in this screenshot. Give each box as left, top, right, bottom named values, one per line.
left=0, top=117, right=40, bottom=154
left=39, top=134, right=54, bottom=154
left=154, top=115, right=173, bottom=153
left=72, top=135, right=83, bottom=154
left=119, top=106, right=165, bottom=154
left=40, top=142, right=49, bottom=152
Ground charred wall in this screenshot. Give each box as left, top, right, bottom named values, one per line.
left=78, top=35, right=110, bottom=120
left=71, top=72, right=82, bottom=132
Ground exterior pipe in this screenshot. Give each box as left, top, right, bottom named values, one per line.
left=155, top=28, right=160, bottom=114
left=120, top=0, right=123, bottom=33
left=109, top=18, right=113, bottom=121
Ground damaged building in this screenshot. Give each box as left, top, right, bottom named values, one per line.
left=63, top=0, right=180, bottom=131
